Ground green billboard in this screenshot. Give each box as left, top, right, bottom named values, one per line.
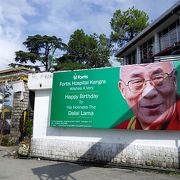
left=51, top=61, right=180, bottom=130
left=51, top=67, right=131, bottom=128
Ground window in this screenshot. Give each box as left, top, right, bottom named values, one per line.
left=140, top=38, right=154, bottom=63
left=159, top=19, right=180, bottom=51
left=126, top=50, right=136, bottom=64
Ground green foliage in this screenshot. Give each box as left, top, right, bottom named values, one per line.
left=9, top=35, right=67, bottom=71
left=55, top=29, right=111, bottom=70
left=0, top=135, right=17, bottom=146
left=26, top=119, right=33, bottom=138
left=110, top=6, right=149, bottom=48
left=93, top=33, right=111, bottom=67
left=68, top=29, right=97, bottom=64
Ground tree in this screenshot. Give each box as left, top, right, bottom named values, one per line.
left=55, top=29, right=111, bottom=70
left=9, top=35, right=67, bottom=71
left=93, top=33, right=111, bottom=67
left=110, top=6, right=149, bottom=49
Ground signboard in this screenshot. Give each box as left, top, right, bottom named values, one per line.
left=51, top=61, right=180, bottom=130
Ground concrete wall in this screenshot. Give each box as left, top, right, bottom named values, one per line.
left=28, top=72, right=180, bottom=170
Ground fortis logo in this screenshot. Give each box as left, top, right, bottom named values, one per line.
left=73, top=74, right=78, bottom=80
left=73, top=73, right=88, bottom=80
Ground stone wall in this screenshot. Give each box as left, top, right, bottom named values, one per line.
left=0, top=67, right=32, bottom=144
left=11, top=82, right=30, bottom=142
left=30, top=138, right=179, bottom=169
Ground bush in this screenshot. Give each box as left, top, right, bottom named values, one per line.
left=0, top=135, right=18, bottom=146
left=26, top=119, right=33, bottom=138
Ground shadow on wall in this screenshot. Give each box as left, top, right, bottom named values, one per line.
left=32, top=162, right=87, bottom=180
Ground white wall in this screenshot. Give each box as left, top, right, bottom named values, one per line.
left=28, top=72, right=180, bottom=169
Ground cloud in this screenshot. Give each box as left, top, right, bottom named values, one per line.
left=0, top=0, right=36, bottom=70
left=29, top=0, right=179, bottom=41
left=0, top=40, right=21, bottom=69
left=27, top=0, right=127, bottom=42
left=0, top=0, right=179, bottom=70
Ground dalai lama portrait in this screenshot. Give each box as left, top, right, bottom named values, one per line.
left=115, top=61, right=180, bottom=130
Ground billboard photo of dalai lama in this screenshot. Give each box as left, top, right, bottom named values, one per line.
left=115, top=61, right=180, bottom=130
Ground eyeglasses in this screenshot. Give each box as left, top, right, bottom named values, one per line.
left=123, top=73, right=172, bottom=93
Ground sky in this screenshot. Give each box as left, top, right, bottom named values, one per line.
left=0, top=0, right=179, bottom=70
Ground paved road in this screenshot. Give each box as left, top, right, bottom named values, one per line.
left=0, top=146, right=180, bottom=180
left=0, top=156, right=180, bottom=180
